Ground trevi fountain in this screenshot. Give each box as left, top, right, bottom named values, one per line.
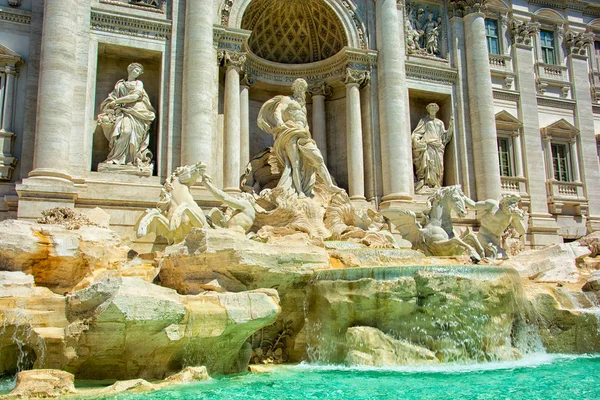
left=0, top=0, right=600, bottom=399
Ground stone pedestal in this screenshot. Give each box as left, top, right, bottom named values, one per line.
left=376, top=0, right=413, bottom=207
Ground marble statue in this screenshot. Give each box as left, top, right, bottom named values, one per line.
left=97, top=63, right=155, bottom=175
left=412, top=103, right=453, bottom=193
left=405, top=5, right=443, bottom=58
left=423, top=14, right=441, bottom=55
left=257, top=78, right=341, bottom=198
left=202, top=172, right=263, bottom=234
left=466, top=194, right=526, bottom=259
left=136, top=162, right=208, bottom=244
left=382, top=186, right=483, bottom=261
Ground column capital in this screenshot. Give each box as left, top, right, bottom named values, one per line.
left=565, top=30, right=594, bottom=58
left=342, top=68, right=371, bottom=87
left=240, top=71, right=255, bottom=87
left=510, top=18, right=540, bottom=46
left=218, top=50, right=246, bottom=71
left=3, top=65, right=18, bottom=75
left=448, top=0, right=487, bottom=18
left=309, top=82, right=332, bottom=98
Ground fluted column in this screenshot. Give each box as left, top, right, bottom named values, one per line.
left=31, top=0, right=79, bottom=178
left=240, top=74, right=251, bottom=174
left=376, top=0, right=412, bottom=206
left=221, top=51, right=245, bottom=192
left=0, top=66, right=16, bottom=134
left=310, top=83, right=330, bottom=165
left=452, top=0, right=501, bottom=200
left=344, top=69, right=369, bottom=201
left=181, top=0, right=217, bottom=168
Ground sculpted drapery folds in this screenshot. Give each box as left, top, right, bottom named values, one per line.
left=97, top=62, right=155, bottom=168
left=411, top=103, right=453, bottom=192
left=257, top=78, right=341, bottom=198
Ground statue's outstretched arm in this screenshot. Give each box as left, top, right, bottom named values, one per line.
left=444, top=117, right=454, bottom=143
left=203, top=175, right=246, bottom=210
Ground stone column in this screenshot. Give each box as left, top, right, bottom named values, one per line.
left=181, top=0, right=217, bottom=168
left=0, top=66, right=16, bottom=133
left=16, top=0, right=79, bottom=218
left=240, top=74, right=251, bottom=174
left=310, top=83, right=330, bottom=165
left=566, top=31, right=600, bottom=231
left=30, top=0, right=79, bottom=178
left=344, top=69, right=369, bottom=201
left=569, top=138, right=581, bottom=182
left=0, top=73, right=5, bottom=126
left=221, top=51, right=245, bottom=192
left=511, top=132, right=524, bottom=178
left=376, top=0, right=413, bottom=206
left=361, top=80, right=375, bottom=202
left=455, top=0, right=501, bottom=201
left=511, top=18, right=559, bottom=246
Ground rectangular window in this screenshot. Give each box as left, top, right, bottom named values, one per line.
left=594, top=41, right=600, bottom=71
left=551, top=143, right=570, bottom=182
left=540, top=30, right=556, bottom=64
left=497, top=137, right=512, bottom=176
left=485, top=19, right=500, bottom=55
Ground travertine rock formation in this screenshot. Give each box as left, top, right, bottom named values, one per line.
left=0, top=272, right=280, bottom=379
left=2, top=369, right=76, bottom=399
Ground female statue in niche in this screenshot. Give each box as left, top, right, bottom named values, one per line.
left=97, top=62, right=155, bottom=173
left=411, top=103, right=453, bottom=193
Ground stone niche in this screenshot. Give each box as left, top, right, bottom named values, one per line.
left=408, top=89, right=456, bottom=189
left=91, top=43, right=162, bottom=174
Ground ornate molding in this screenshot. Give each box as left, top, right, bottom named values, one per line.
left=218, top=50, right=247, bottom=70
left=100, top=0, right=166, bottom=13
left=493, top=89, right=520, bottom=102
left=340, top=0, right=368, bottom=49
left=309, top=83, right=333, bottom=97
left=0, top=8, right=30, bottom=25
left=90, top=11, right=171, bottom=40
left=406, top=63, right=457, bottom=85
left=565, top=30, right=594, bottom=57
left=448, top=0, right=487, bottom=18
left=221, top=0, right=235, bottom=26
left=244, top=46, right=376, bottom=86
left=213, top=26, right=251, bottom=52
left=7, top=0, right=21, bottom=7
left=342, top=68, right=371, bottom=86
left=593, top=104, right=600, bottom=114
left=536, top=96, right=576, bottom=111
left=510, top=19, right=540, bottom=46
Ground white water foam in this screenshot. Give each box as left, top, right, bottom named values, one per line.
left=289, top=353, right=599, bottom=374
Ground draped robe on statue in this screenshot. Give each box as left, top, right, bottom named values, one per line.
left=412, top=116, right=452, bottom=189
left=100, top=79, right=155, bottom=165
left=257, top=95, right=329, bottom=197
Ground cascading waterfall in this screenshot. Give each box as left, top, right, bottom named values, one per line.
left=304, top=264, right=545, bottom=366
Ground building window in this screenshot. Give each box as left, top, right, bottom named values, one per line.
left=540, top=30, right=556, bottom=64
left=485, top=19, right=500, bottom=55
left=551, top=143, right=570, bottom=182
left=594, top=41, right=600, bottom=71
left=497, top=137, right=512, bottom=176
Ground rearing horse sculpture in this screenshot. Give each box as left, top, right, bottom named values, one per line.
left=382, top=185, right=484, bottom=262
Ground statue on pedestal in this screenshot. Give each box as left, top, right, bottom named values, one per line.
left=411, top=103, right=453, bottom=193
left=257, top=78, right=341, bottom=198
left=97, top=63, right=155, bottom=176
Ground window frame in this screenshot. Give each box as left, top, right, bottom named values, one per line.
left=550, top=142, right=571, bottom=182
left=540, top=29, right=557, bottom=65
left=485, top=18, right=500, bottom=55
left=497, top=136, right=514, bottom=177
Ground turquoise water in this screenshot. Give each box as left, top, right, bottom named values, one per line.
left=91, top=354, right=600, bottom=400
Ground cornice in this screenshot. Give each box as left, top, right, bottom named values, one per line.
left=537, top=96, right=576, bottom=110
left=493, top=89, right=520, bottom=102
left=0, top=7, right=30, bottom=25
left=90, top=9, right=171, bottom=40
left=406, top=62, right=457, bottom=85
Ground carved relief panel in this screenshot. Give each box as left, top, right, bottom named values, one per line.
left=405, top=1, right=447, bottom=60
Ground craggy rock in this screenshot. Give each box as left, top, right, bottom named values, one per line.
left=160, top=228, right=329, bottom=361
left=3, top=369, right=76, bottom=399
left=0, top=220, right=132, bottom=293
left=305, top=265, right=529, bottom=364
left=507, top=242, right=591, bottom=283
left=345, top=326, right=438, bottom=366
left=583, top=271, right=600, bottom=292
left=99, top=379, right=158, bottom=394
left=164, top=366, right=211, bottom=384
left=0, top=273, right=280, bottom=380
